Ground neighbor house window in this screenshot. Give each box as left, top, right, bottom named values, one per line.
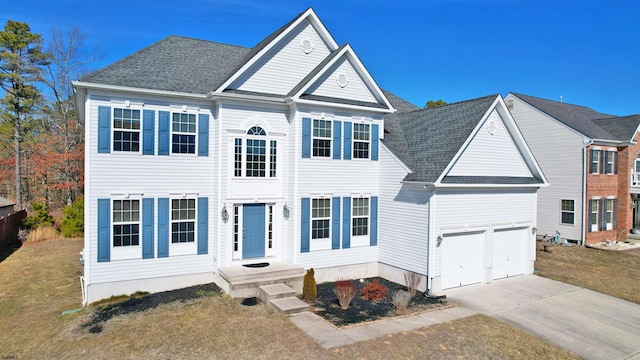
left=172, top=113, right=196, bottom=154
left=312, top=119, right=331, bottom=157
left=234, top=127, right=276, bottom=178
left=561, top=199, right=575, bottom=225
left=352, top=197, right=369, bottom=236
left=113, top=108, right=141, bottom=152
left=171, top=199, right=196, bottom=243
left=590, top=199, right=599, bottom=232
left=605, top=151, right=615, bottom=174
left=311, top=199, right=331, bottom=240
left=589, top=149, right=600, bottom=174
left=605, top=199, right=614, bottom=230
left=353, top=123, right=370, bottom=159
left=112, top=199, right=140, bottom=247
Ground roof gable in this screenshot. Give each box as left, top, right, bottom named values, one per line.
left=217, top=8, right=338, bottom=95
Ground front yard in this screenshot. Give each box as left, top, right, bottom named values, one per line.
left=535, top=241, right=640, bottom=304
left=0, top=238, right=577, bottom=359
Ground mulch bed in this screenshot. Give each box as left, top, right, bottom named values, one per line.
left=308, top=277, right=448, bottom=327
left=82, top=283, right=222, bottom=333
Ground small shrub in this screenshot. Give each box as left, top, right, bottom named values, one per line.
left=25, top=226, right=62, bottom=243
left=404, top=271, right=422, bottom=297
left=333, top=279, right=357, bottom=309
left=22, top=201, right=54, bottom=229
left=302, top=268, right=317, bottom=301
left=60, top=197, right=84, bottom=238
left=391, top=290, right=412, bottom=312
left=361, top=279, right=388, bottom=300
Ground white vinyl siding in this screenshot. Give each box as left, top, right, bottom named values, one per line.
left=447, top=110, right=533, bottom=178
left=229, top=20, right=331, bottom=95
left=506, top=94, right=584, bottom=242
left=305, top=57, right=377, bottom=103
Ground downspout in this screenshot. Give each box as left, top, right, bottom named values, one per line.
left=582, top=140, right=593, bottom=246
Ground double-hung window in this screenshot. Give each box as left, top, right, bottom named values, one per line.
left=605, top=199, right=614, bottom=230
left=352, top=197, right=369, bottom=237
left=353, top=123, right=370, bottom=159
left=589, top=149, right=600, bottom=174
left=234, top=126, right=277, bottom=178
left=113, top=199, right=140, bottom=247
left=113, top=108, right=141, bottom=152
left=589, top=199, right=599, bottom=232
left=312, top=119, right=331, bottom=157
left=561, top=199, right=575, bottom=225
left=172, top=113, right=196, bottom=154
left=605, top=151, right=615, bottom=174
left=311, top=198, right=331, bottom=250
left=171, top=199, right=196, bottom=244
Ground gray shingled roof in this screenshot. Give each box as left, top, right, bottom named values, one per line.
left=591, top=115, right=640, bottom=142
left=80, top=36, right=250, bottom=94
left=383, top=95, right=499, bottom=183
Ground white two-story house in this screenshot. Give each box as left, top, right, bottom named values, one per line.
left=74, top=8, right=547, bottom=304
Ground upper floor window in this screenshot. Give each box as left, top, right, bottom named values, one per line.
left=113, top=199, right=140, bottom=247
left=313, top=119, right=331, bottom=157
left=589, top=149, right=600, bottom=174
left=234, top=126, right=277, bottom=178
left=353, top=123, right=370, bottom=159
left=113, top=108, right=141, bottom=152
left=561, top=199, right=575, bottom=225
left=604, top=151, right=615, bottom=174
left=172, top=113, right=196, bottom=154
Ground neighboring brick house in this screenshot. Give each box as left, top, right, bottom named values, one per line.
left=506, top=93, right=640, bottom=245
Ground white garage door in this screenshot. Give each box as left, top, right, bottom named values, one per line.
left=492, top=227, right=527, bottom=280
left=441, top=231, right=484, bottom=289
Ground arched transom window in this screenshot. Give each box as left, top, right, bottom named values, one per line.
left=234, top=126, right=277, bottom=178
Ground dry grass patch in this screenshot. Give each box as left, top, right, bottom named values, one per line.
left=24, top=225, right=63, bottom=243
left=1, top=238, right=577, bottom=359
left=535, top=241, right=640, bottom=304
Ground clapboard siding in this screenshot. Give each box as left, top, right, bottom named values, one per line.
left=230, top=21, right=331, bottom=95
left=378, top=146, right=430, bottom=275
left=306, top=57, right=376, bottom=103
left=447, top=110, right=532, bottom=177
left=506, top=94, right=584, bottom=241
left=296, top=246, right=377, bottom=269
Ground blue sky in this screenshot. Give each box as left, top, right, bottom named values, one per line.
left=4, top=0, right=639, bottom=115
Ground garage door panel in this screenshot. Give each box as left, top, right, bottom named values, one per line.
left=492, top=227, right=527, bottom=280
left=441, top=231, right=484, bottom=289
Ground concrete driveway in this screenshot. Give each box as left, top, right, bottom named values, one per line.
left=445, top=275, right=640, bottom=360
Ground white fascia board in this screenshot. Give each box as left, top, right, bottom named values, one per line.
left=206, top=90, right=289, bottom=105
left=72, top=81, right=209, bottom=100
left=590, top=139, right=628, bottom=146
left=495, top=96, right=550, bottom=186
left=214, top=9, right=338, bottom=93
left=293, top=97, right=395, bottom=114
left=434, top=95, right=501, bottom=184
left=434, top=182, right=549, bottom=189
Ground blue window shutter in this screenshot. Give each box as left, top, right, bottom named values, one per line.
left=343, top=122, right=352, bottom=160
left=302, top=118, right=311, bottom=159
left=197, top=197, right=208, bottom=254
left=613, top=152, right=618, bottom=174
left=370, top=196, right=378, bottom=246
left=158, top=198, right=169, bottom=257
left=198, top=114, right=209, bottom=157
left=371, top=124, right=379, bottom=161
left=158, top=111, right=170, bottom=156
left=143, top=110, right=155, bottom=155
left=97, top=199, right=110, bottom=262
left=332, top=197, right=340, bottom=250
left=342, top=197, right=351, bottom=248
left=333, top=121, right=342, bottom=160
left=142, top=198, right=154, bottom=259
left=301, top=198, right=310, bottom=253
left=98, top=106, right=111, bottom=153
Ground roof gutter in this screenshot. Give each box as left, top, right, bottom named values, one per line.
left=206, top=91, right=290, bottom=105
left=590, top=138, right=632, bottom=146
left=294, top=98, right=396, bottom=114
left=72, top=81, right=209, bottom=100
left=401, top=181, right=435, bottom=191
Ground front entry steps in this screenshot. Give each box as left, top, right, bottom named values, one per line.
left=218, top=262, right=305, bottom=299
left=258, top=283, right=309, bottom=315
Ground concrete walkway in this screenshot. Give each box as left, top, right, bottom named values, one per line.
left=290, top=305, right=478, bottom=349
left=446, top=275, right=640, bottom=360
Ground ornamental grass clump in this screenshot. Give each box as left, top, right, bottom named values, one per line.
left=360, top=279, right=388, bottom=301
left=391, top=290, right=412, bottom=312
left=333, top=279, right=357, bottom=310
left=404, top=271, right=422, bottom=297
